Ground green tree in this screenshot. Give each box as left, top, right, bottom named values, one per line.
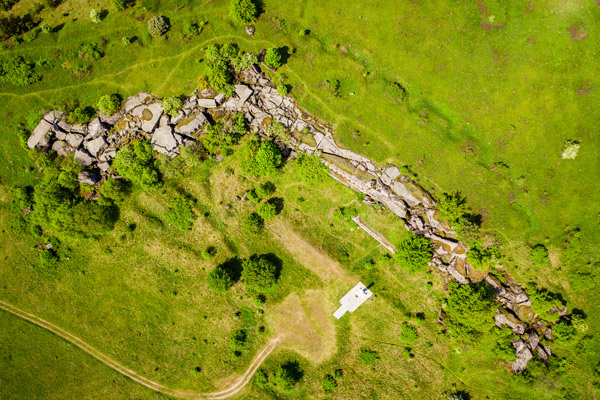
left=69, top=106, right=95, bottom=124
left=255, top=181, right=275, bottom=198
left=0, top=56, right=40, bottom=86
left=243, top=213, right=264, bottom=234
left=39, top=248, right=59, bottom=270
left=445, top=283, right=496, bottom=338
left=206, top=62, right=233, bottom=93
left=147, top=15, right=169, bottom=37
left=466, top=242, right=500, bottom=271
left=229, top=0, right=257, bottom=24
left=99, top=178, right=130, bottom=203
left=112, top=141, right=162, bottom=189
left=395, top=233, right=433, bottom=274
left=528, top=285, right=564, bottom=323
left=264, top=48, right=283, bottom=68
left=162, top=96, right=183, bottom=117
left=296, top=153, right=328, bottom=182
left=553, top=320, right=576, bottom=345
left=240, top=139, right=282, bottom=177
left=437, top=192, right=469, bottom=223
left=254, top=368, right=269, bottom=389
left=164, top=196, right=196, bottom=230
left=242, top=254, right=279, bottom=292
left=207, top=264, right=236, bottom=293
left=96, top=94, right=121, bottom=116
left=256, top=201, right=276, bottom=221
left=229, top=329, right=247, bottom=352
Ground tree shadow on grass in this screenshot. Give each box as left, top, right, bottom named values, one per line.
left=268, top=197, right=284, bottom=215
left=220, top=257, right=243, bottom=283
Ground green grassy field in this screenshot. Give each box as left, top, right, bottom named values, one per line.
left=1, top=0, right=599, bottom=398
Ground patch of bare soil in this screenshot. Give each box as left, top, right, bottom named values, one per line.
left=269, top=292, right=337, bottom=364
left=568, top=24, right=588, bottom=41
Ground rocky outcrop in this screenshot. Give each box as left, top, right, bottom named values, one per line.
left=28, top=62, right=557, bottom=372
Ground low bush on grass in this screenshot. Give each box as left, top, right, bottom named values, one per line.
left=243, top=213, right=264, bottom=234
left=0, top=56, right=40, bottom=86
left=399, top=323, right=418, bottom=345
left=68, top=106, right=95, bottom=124
left=162, top=96, right=183, bottom=117
left=492, top=327, right=516, bottom=362
left=255, top=181, right=275, bottom=198
left=553, top=320, right=576, bottom=345
left=322, top=374, right=337, bottom=393
left=527, top=285, right=564, bottom=323
left=531, top=244, right=549, bottom=267
left=359, top=348, right=379, bottom=365
left=39, top=248, right=59, bottom=271
left=164, top=196, right=196, bottom=230
left=437, top=192, right=469, bottom=223
left=113, top=141, right=162, bottom=190
left=271, top=361, right=302, bottom=393
left=96, top=94, right=121, bottom=116
left=228, top=329, right=247, bottom=357
left=395, top=233, right=433, bottom=274
left=207, top=266, right=234, bottom=293
left=296, top=153, right=328, bottom=183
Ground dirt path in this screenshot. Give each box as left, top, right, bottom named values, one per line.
left=0, top=300, right=281, bottom=399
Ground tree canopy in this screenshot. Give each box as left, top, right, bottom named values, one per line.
left=242, top=254, right=279, bottom=292
left=229, top=0, right=258, bottom=24
left=395, top=233, right=433, bottom=274
left=240, top=138, right=282, bottom=177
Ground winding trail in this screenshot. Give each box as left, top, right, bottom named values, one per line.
left=0, top=300, right=281, bottom=399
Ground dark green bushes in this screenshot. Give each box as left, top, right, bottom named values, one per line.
left=395, top=233, right=433, bottom=274
left=112, top=141, right=162, bottom=190
left=0, top=14, right=36, bottom=40
left=96, top=93, right=121, bottom=116
left=229, top=0, right=258, bottom=24
left=207, top=259, right=241, bottom=293
left=0, top=56, right=40, bottom=86
left=241, top=254, right=280, bottom=292
left=243, top=213, right=264, bottom=234
left=444, top=282, right=496, bottom=339
left=239, top=138, right=282, bottom=177
left=162, top=96, right=183, bottom=117
left=531, top=244, right=549, bottom=267
left=264, top=48, right=283, bottom=68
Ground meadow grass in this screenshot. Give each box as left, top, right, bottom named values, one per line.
left=0, top=0, right=599, bottom=398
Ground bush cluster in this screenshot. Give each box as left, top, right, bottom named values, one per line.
left=241, top=254, right=279, bottom=292
left=0, top=56, right=40, bottom=86
left=240, top=137, right=282, bottom=177
left=164, top=195, right=196, bottom=230
left=112, top=141, right=162, bottom=190
left=444, top=282, right=496, bottom=340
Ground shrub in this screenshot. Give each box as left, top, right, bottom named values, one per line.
left=531, top=244, right=549, bottom=267
left=395, top=233, right=433, bottom=274
left=39, top=249, right=59, bottom=270
left=182, top=21, right=199, bottom=36
left=96, top=94, right=121, bottom=116
left=0, top=14, right=36, bottom=40
left=122, top=36, right=132, bottom=45
left=162, top=96, right=183, bottom=117
left=40, top=24, right=52, bottom=34
left=466, top=242, right=500, bottom=271
left=229, top=329, right=247, bottom=352
left=147, top=15, right=169, bottom=37
left=243, top=213, right=264, bottom=234
left=240, top=139, right=282, bottom=177
left=89, top=9, right=101, bottom=23
left=229, top=0, right=257, bottom=24
left=254, top=368, right=269, bottom=389
left=445, top=283, right=496, bottom=338
left=202, top=115, right=245, bottom=155
left=206, top=62, right=233, bottom=93
left=201, top=249, right=212, bottom=260
left=324, top=78, right=340, bottom=96
left=437, top=192, right=469, bottom=223
left=264, top=48, right=282, bottom=68
left=359, top=349, right=379, bottom=365
left=207, top=265, right=235, bottom=293
left=271, top=361, right=302, bottom=392
left=0, top=0, right=19, bottom=12
left=253, top=294, right=266, bottom=307
left=99, top=178, right=130, bottom=203
left=164, top=196, right=196, bottom=230
left=387, top=81, right=407, bottom=101
left=399, top=323, right=418, bottom=345
left=112, top=141, right=162, bottom=190
left=247, top=190, right=260, bottom=203
left=0, top=56, right=40, bottom=86
left=528, top=285, right=564, bottom=323
left=255, top=181, right=275, bottom=198
left=569, top=270, right=594, bottom=292
left=111, top=0, right=126, bottom=11
left=322, top=374, right=337, bottom=393
left=242, top=254, right=279, bottom=292
left=277, top=85, right=288, bottom=96
left=68, top=106, right=95, bottom=124
left=296, top=153, right=328, bottom=182
left=230, top=52, right=258, bottom=72
left=492, top=327, right=516, bottom=361
left=553, top=320, right=576, bottom=345
left=561, top=140, right=580, bottom=160
left=256, top=201, right=276, bottom=221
